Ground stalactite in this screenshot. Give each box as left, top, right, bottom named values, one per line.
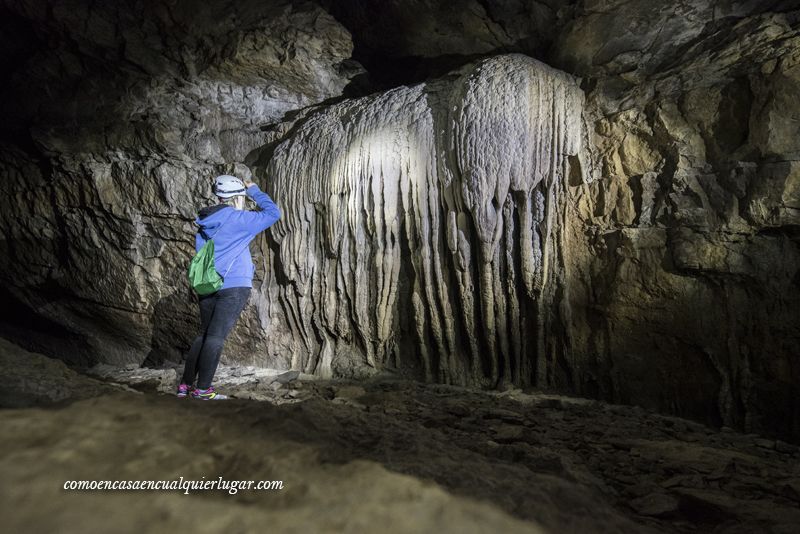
left=252, top=54, right=591, bottom=386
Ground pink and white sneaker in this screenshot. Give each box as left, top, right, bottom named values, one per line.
left=191, top=386, right=228, bottom=400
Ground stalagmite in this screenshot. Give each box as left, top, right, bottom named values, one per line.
left=251, top=54, right=591, bottom=386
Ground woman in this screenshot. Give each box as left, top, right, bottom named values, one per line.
left=178, top=174, right=281, bottom=400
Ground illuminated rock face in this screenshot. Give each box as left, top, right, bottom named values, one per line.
left=1, top=0, right=798, bottom=442
left=250, top=55, right=592, bottom=385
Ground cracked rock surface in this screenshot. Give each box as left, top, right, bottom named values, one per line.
left=0, top=0, right=359, bottom=366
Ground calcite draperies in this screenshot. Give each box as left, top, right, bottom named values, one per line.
left=254, top=54, right=590, bottom=386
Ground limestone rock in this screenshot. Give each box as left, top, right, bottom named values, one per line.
left=250, top=53, right=591, bottom=386
left=629, top=493, right=680, bottom=517
left=0, top=337, right=119, bottom=407
left=0, top=0, right=359, bottom=367
left=3, top=373, right=800, bottom=533
left=563, top=52, right=800, bottom=442
left=0, top=0, right=799, bottom=445
left=86, top=364, right=177, bottom=394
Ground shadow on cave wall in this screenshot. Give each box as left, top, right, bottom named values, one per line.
left=0, top=284, right=93, bottom=367
left=142, top=291, right=199, bottom=368
left=567, top=224, right=800, bottom=443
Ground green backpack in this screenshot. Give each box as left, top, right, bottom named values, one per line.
left=188, top=218, right=249, bottom=295
left=188, top=237, right=223, bottom=296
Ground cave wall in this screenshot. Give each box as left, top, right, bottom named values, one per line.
left=0, top=0, right=798, bottom=440
left=564, top=62, right=800, bottom=437
left=249, top=54, right=592, bottom=384
left=555, top=2, right=800, bottom=438
left=0, top=0, right=359, bottom=364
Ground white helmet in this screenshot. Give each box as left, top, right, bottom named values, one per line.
left=214, top=175, right=246, bottom=198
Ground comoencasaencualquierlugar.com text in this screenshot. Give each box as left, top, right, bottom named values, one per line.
left=63, top=477, right=283, bottom=495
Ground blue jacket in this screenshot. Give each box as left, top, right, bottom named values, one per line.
left=195, top=185, right=281, bottom=289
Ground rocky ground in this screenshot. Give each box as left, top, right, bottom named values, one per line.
left=1, top=340, right=799, bottom=533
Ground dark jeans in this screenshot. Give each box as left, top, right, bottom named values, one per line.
left=181, top=287, right=251, bottom=389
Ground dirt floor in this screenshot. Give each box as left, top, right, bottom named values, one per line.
left=1, top=340, right=799, bottom=533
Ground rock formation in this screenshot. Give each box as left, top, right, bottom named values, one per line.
left=0, top=0, right=360, bottom=365
left=249, top=54, right=592, bottom=386
left=0, top=0, right=798, bottom=442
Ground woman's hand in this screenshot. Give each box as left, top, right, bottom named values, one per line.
left=244, top=180, right=256, bottom=188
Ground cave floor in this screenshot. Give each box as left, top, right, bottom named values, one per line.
left=2, top=373, right=799, bottom=534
